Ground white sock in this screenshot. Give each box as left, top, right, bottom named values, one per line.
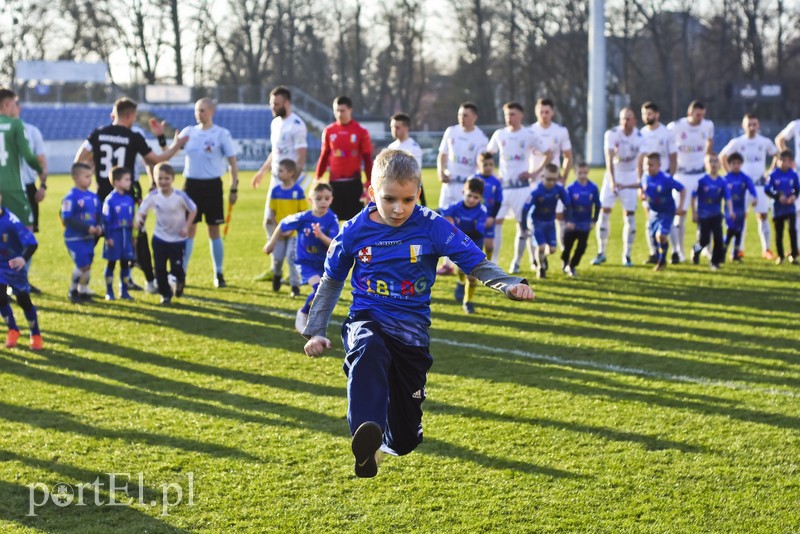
left=758, top=217, right=770, bottom=252
left=555, top=219, right=564, bottom=250
left=70, top=268, right=81, bottom=291
left=623, top=214, right=636, bottom=258
left=512, top=229, right=526, bottom=269
left=597, top=211, right=610, bottom=255
left=674, top=215, right=686, bottom=259
left=645, top=215, right=656, bottom=255
left=492, top=227, right=503, bottom=263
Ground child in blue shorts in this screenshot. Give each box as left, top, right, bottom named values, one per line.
left=691, top=154, right=732, bottom=270
left=442, top=177, right=488, bottom=313
left=522, top=163, right=569, bottom=278
left=765, top=150, right=800, bottom=263
left=561, top=162, right=600, bottom=277
left=264, top=182, right=339, bottom=333
left=0, top=193, right=42, bottom=350
left=61, top=162, right=102, bottom=303
left=722, top=152, right=757, bottom=261
left=102, top=167, right=136, bottom=300
left=472, top=151, right=503, bottom=260
left=640, top=153, right=686, bottom=271
left=301, top=149, right=534, bottom=478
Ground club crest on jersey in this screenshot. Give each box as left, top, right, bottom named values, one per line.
left=331, top=134, right=337, bottom=142
left=77, top=200, right=84, bottom=208
left=358, top=246, right=372, bottom=263
left=409, top=244, right=421, bottom=263
left=351, top=134, right=357, bottom=144
left=2, top=234, right=7, bottom=243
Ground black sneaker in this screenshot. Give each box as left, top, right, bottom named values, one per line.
left=692, top=247, right=700, bottom=265
left=272, top=276, right=281, bottom=292
left=175, top=281, right=185, bottom=298
left=645, top=254, right=658, bottom=265
left=160, top=296, right=172, bottom=306
left=68, top=289, right=81, bottom=303
left=290, top=285, right=301, bottom=298
left=127, top=280, right=144, bottom=291
left=351, top=421, right=383, bottom=478
left=29, top=284, right=42, bottom=294
left=214, top=274, right=227, bottom=288
left=671, top=252, right=681, bottom=265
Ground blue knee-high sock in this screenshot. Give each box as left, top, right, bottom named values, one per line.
left=105, top=263, right=115, bottom=296
left=301, top=283, right=319, bottom=314
left=184, top=238, right=195, bottom=273
left=658, top=241, right=669, bottom=263
left=0, top=301, right=18, bottom=331
left=120, top=265, right=132, bottom=295
left=22, top=305, right=39, bottom=336
left=210, top=238, right=224, bottom=275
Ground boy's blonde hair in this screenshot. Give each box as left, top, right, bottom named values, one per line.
left=371, top=149, right=421, bottom=191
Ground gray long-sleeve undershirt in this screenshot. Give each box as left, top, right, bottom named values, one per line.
left=301, top=259, right=528, bottom=339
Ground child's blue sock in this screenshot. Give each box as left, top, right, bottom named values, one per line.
left=660, top=241, right=669, bottom=263
left=300, top=283, right=319, bottom=314
left=184, top=238, right=194, bottom=273
left=22, top=304, right=39, bottom=336
left=1, top=301, right=18, bottom=331
left=210, top=238, right=224, bottom=275
left=120, top=265, right=132, bottom=297
left=105, top=264, right=115, bottom=296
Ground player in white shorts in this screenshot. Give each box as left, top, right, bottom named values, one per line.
left=531, top=98, right=573, bottom=251
left=437, top=102, right=488, bottom=274
left=488, top=101, right=550, bottom=273
left=720, top=113, right=778, bottom=260
left=774, top=118, right=800, bottom=252
left=639, top=101, right=677, bottom=264
left=591, top=107, right=646, bottom=267
left=667, top=100, right=714, bottom=263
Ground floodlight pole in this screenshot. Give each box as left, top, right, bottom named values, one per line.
left=587, top=0, right=607, bottom=166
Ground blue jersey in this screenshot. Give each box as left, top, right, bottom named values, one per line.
left=765, top=168, right=800, bottom=218
left=522, top=183, right=569, bottom=228
left=473, top=173, right=503, bottom=218
left=442, top=200, right=487, bottom=241
left=280, top=209, right=340, bottom=267
left=641, top=172, right=684, bottom=214
left=102, top=191, right=135, bottom=232
left=0, top=208, right=37, bottom=261
left=724, top=171, right=757, bottom=215
left=565, top=180, right=600, bottom=232
left=325, top=204, right=486, bottom=346
left=693, top=175, right=731, bottom=219
left=61, top=188, right=101, bottom=241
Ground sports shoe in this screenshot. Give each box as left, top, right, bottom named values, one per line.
left=789, top=255, right=798, bottom=264
left=253, top=271, right=273, bottom=282
left=295, top=309, right=308, bottom=334
left=30, top=334, right=43, bottom=351
left=290, top=285, right=301, bottom=298
left=692, top=247, right=701, bottom=265
left=160, top=296, right=172, bottom=306
left=120, top=291, right=135, bottom=301
left=127, top=280, right=144, bottom=291
left=435, top=264, right=455, bottom=276
left=272, top=276, right=282, bottom=292
left=105, top=293, right=115, bottom=301
left=29, top=284, right=42, bottom=294
left=775, top=257, right=785, bottom=265
left=671, top=252, right=681, bottom=265
left=167, top=275, right=177, bottom=296
left=763, top=249, right=777, bottom=260
left=710, top=263, right=720, bottom=271
left=454, top=283, right=465, bottom=303
left=653, top=262, right=666, bottom=272
left=68, top=289, right=82, bottom=304
left=214, top=274, right=227, bottom=288
left=645, top=254, right=658, bottom=265
left=737, top=250, right=745, bottom=259
left=5, top=329, right=20, bottom=348
left=565, top=265, right=577, bottom=277
left=622, top=256, right=633, bottom=267
left=145, top=280, right=159, bottom=294
left=509, top=263, right=521, bottom=274
left=351, top=421, right=383, bottom=478
left=79, top=288, right=95, bottom=300
left=590, top=253, right=606, bottom=265
left=731, top=251, right=743, bottom=262
left=175, top=280, right=185, bottom=297
left=463, top=302, right=476, bottom=314
left=537, top=264, right=547, bottom=279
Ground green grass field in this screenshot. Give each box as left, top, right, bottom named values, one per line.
left=1, top=169, right=799, bottom=532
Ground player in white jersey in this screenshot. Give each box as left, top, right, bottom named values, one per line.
left=488, top=101, right=550, bottom=273
left=667, top=100, right=714, bottom=263
left=387, top=112, right=425, bottom=205
left=639, top=101, right=677, bottom=264
left=530, top=98, right=573, bottom=251
left=252, top=86, right=308, bottom=281
left=591, top=107, right=647, bottom=267
left=774, top=118, right=800, bottom=252
left=437, top=102, right=488, bottom=274
left=720, top=113, right=779, bottom=260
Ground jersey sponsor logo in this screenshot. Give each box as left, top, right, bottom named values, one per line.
left=376, top=240, right=402, bottom=246
left=409, top=244, right=421, bottom=263
left=358, top=246, right=372, bottom=263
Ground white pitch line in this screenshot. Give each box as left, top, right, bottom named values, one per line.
left=193, top=297, right=799, bottom=398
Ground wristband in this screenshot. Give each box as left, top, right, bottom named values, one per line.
left=157, top=134, right=167, bottom=147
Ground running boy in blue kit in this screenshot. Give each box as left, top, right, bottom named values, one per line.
left=472, top=151, right=503, bottom=261
left=0, top=193, right=42, bottom=350
left=301, top=149, right=534, bottom=478
left=640, top=153, right=686, bottom=271
left=264, top=182, right=339, bottom=333
left=691, top=154, right=732, bottom=270
left=135, top=163, right=198, bottom=305
left=765, top=150, right=800, bottom=263
left=442, top=177, right=488, bottom=314
left=561, top=162, right=600, bottom=277
left=522, top=163, right=569, bottom=279
left=266, top=159, right=308, bottom=297
left=723, top=152, right=757, bottom=262
left=102, top=167, right=136, bottom=301
left=61, top=163, right=102, bottom=303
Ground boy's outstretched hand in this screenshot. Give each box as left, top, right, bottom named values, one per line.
left=507, top=283, right=535, bottom=301
left=304, top=336, right=332, bottom=357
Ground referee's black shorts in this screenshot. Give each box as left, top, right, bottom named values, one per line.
left=330, top=176, right=364, bottom=221
left=184, top=177, right=224, bottom=225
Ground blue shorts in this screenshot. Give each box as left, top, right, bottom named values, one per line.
left=0, top=266, right=30, bottom=293
left=297, top=262, right=324, bottom=285
left=66, top=239, right=95, bottom=269
left=531, top=219, right=557, bottom=248
left=341, top=311, right=433, bottom=456
left=726, top=213, right=745, bottom=234
left=484, top=222, right=496, bottom=239
left=650, top=212, right=674, bottom=238
left=103, top=228, right=135, bottom=262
